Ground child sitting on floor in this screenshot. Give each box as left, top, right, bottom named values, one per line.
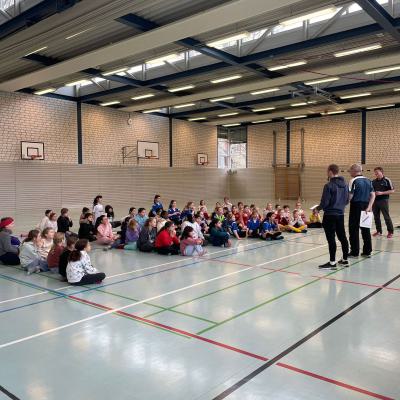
left=67, top=239, right=106, bottom=285
left=20, top=230, right=48, bottom=274
left=79, top=207, right=90, bottom=223
left=157, top=210, right=169, bottom=232
left=247, top=210, right=261, bottom=238
left=180, top=226, right=206, bottom=256
left=0, top=218, right=20, bottom=265
left=137, top=217, right=157, bottom=253
left=125, top=219, right=140, bottom=250
left=37, top=210, right=52, bottom=232
left=260, top=212, right=283, bottom=240
left=155, top=221, right=180, bottom=255
left=57, top=208, right=73, bottom=235
left=168, top=200, right=181, bottom=225
left=59, top=236, right=78, bottom=281
left=209, top=219, right=231, bottom=247
left=151, top=194, right=164, bottom=214
left=40, top=227, right=55, bottom=260
left=95, top=215, right=120, bottom=248
left=288, top=210, right=308, bottom=233
left=134, top=208, right=148, bottom=229
left=227, top=213, right=247, bottom=240
left=307, top=208, right=323, bottom=228
left=47, top=232, right=65, bottom=271
left=78, top=213, right=97, bottom=241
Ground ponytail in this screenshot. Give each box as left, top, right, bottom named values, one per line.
left=69, top=239, right=88, bottom=262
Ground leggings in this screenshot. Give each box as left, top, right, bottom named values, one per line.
left=71, top=272, right=106, bottom=285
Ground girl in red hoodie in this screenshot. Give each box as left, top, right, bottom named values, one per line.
left=155, top=221, right=180, bottom=255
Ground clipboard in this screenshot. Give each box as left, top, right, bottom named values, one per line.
left=360, top=211, right=373, bottom=229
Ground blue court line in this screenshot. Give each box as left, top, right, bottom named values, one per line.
left=0, top=232, right=325, bottom=314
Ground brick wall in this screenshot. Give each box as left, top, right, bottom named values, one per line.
left=366, top=108, right=400, bottom=164
left=0, top=91, right=77, bottom=163
left=172, top=119, right=217, bottom=167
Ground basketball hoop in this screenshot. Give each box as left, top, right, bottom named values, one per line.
left=200, top=161, right=209, bottom=167
left=30, top=155, right=39, bottom=160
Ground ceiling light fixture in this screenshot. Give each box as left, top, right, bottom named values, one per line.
left=131, top=94, right=155, bottom=100
left=173, top=103, right=196, bottom=109
left=167, top=85, right=195, bottom=92
left=210, top=96, right=235, bottom=102
left=142, top=109, right=162, bottom=114
left=340, top=92, right=371, bottom=99
left=218, top=112, right=239, bottom=117
left=325, top=110, right=345, bottom=115
left=207, top=32, right=250, bottom=47
left=268, top=61, right=306, bottom=71
left=102, top=67, right=128, bottom=76
left=222, top=123, right=241, bottom=127
left=146, top=53, right=180, bottom=65
left=33, top=88, right=56, bottom=95
left=393, top=88, right=400, bottom=92
left=100, top=101, right=120, bottom=106
left=252, top=119, right=272, bottom=123
left=250, top=88, right=280, bottom=95
left=188, top=117, right=207, bottom=121
left=334, top=44, right=382, bottom=58
left=280, top=6, right=337, bottom=26
left=365, top=65, right=400, bottom=75
left=24, top=46, right=48, bottom=56
left=366, top=104, right=395, bottom=110
left=65, top=29, right=92, bottom=40
left=284, top=115, right=307, bottom=120
left=210, top=75, right=242, bottom=84
left=305, top=77, right=339, bottom=85
left=252, top=107, right=276, bottom=112
left=65, top=79, right=92, bottom=87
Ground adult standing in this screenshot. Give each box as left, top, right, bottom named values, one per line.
left=318, top=164, right=350, bottom=269
left=348, top=164, right=376, bottom=258
left=372, top=167, right=395, bottom=239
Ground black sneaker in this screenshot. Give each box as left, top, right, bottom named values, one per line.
left=318, top=262, right=337, bottom=270
left=338, top=259, right=349, bottom=267
left=361, top=253, right=371, bottom=258
left=347, top=253, right=359, bottom=258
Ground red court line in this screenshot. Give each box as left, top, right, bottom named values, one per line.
left=68, top=295, right=393, bottom=400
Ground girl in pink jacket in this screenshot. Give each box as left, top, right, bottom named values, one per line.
left=180, top=226, right=206, bottom=256
left=96, top=215, right=119, bottom=247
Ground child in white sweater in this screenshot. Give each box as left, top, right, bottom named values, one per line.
left=67, top=239, right=106, bottom=285
left=19, top=230, right=49, bottom=274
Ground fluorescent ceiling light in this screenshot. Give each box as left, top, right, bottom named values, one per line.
left=168, top=85, right=195, bottom=92
left=65, top=79, right=92, bottom=87
left=325, top=110, right=345, bottom=115
left=188, top=117, right=207, bottom=121
left=33, top=88, right=56, bottom=95
left=252, top=107, right=275, bottom=112
left=100, top=101, right=120, bottom=106
left=173, top=103, right=196, bottom=109
left=24, top=46, right=48, bottom=56
left=222, top=123, right=241, bottom=127
left=365, top=65, right=400, bottom=75
left=305, top=77, right=339, bottom=85
left=334, top=44, right=382, bottom=58
left=146, top=53, right=180, bottom=65
left=268, top=61, right=306, bottom=71
left=218, top=112, right=239, bottom=117
left=291, top=101, right=316, bottom=107
left=280, top=7, right=337, bottom=26
left=142, top=109, right=162, bottom=114
left=250, top=88, right=280, bottom=95
left=284, top=115, right=307, bottom=120
left=131, top=94, right=155, bottom=100
left=366, top=104, right=395, bottom=110
left=93, top=77, right=106, bottom=83
left=210, top=96, right=235, bottom=102
left=65, top=29, right=91, bottom=40
left=127, top=65, right=142, bottom=74
left=252, top=119, right=272, bottom=123
left=102, top=67, right=128, bottom=76
left=210, top=75, right=242, bottom=84
left=207, top=31, right=250, bottom=47
left=340, top=92, right=371, bottom=99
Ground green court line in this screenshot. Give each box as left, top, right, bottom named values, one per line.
left=196, top=252, right=381, bottom=335
left=144, top=251, right=329, bottom=319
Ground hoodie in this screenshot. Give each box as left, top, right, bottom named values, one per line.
left=319, top=176, right=349, bottom=216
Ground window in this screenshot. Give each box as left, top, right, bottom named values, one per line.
left=217, top=127, right=247, bottom=169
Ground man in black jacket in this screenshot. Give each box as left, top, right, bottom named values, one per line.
left=318, top=164, right=350, bottom=269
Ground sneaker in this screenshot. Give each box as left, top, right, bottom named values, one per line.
left=372, top=232, right=382, bottom=237
left=338, top=259, right=349, bottom=267
left=361, top=253, right=371, bottom=258
left=387, top=233, right=394, bottom=239
left=301, top=229, right=308, bottom=234
left=348, top=253, right=359, bottom=258
left=318, top=262, right=337, bottom=270
left=27, top=266, right=41, bottom=275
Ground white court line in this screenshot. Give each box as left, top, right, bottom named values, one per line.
left=0, top=244, right=327, bottom=349
left=0, top=285, right=71, bottom=305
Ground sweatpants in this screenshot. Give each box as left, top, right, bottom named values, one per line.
left=23, top=258, right=49, bottom=273
left=373, top=199, right=394, bottom=234
left=349, top=202, right=372, bottom=256
left=323, top=214, right=349, bottom=262
left=71, top=272, right=106, bottom=285
left=182, top=245, right=205, bottom=256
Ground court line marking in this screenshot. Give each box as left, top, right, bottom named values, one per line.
left=0, top=245, right=326, bottom=347
left=0, top=232, right=325, bottom=307
left=0, top=285, right=71, bottom=305
left=0, top=384, right=20, bottom=400
left=212, top=254, right=398, bottom=400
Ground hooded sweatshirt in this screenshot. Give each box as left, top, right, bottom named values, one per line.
left=319, top=176, right=349, bottom=216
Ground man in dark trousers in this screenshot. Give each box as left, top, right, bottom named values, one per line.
left=372, top=167, right=395, bottom=239
left=318, top=164, right=350, bottom=270
left=348, top=164, right=376, bottom=258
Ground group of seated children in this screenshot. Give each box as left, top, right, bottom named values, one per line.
left=0, top=195, right=322, bottom=285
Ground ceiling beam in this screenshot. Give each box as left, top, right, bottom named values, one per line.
left=0, top=0, right=306, bottom=92
left=355, top=0, right=400, bottom=42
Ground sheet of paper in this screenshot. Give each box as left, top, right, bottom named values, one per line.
left=360, top=211, right=373, bottom=229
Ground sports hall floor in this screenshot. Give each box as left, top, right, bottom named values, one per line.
left=1, top=217, right=400, bottom=400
